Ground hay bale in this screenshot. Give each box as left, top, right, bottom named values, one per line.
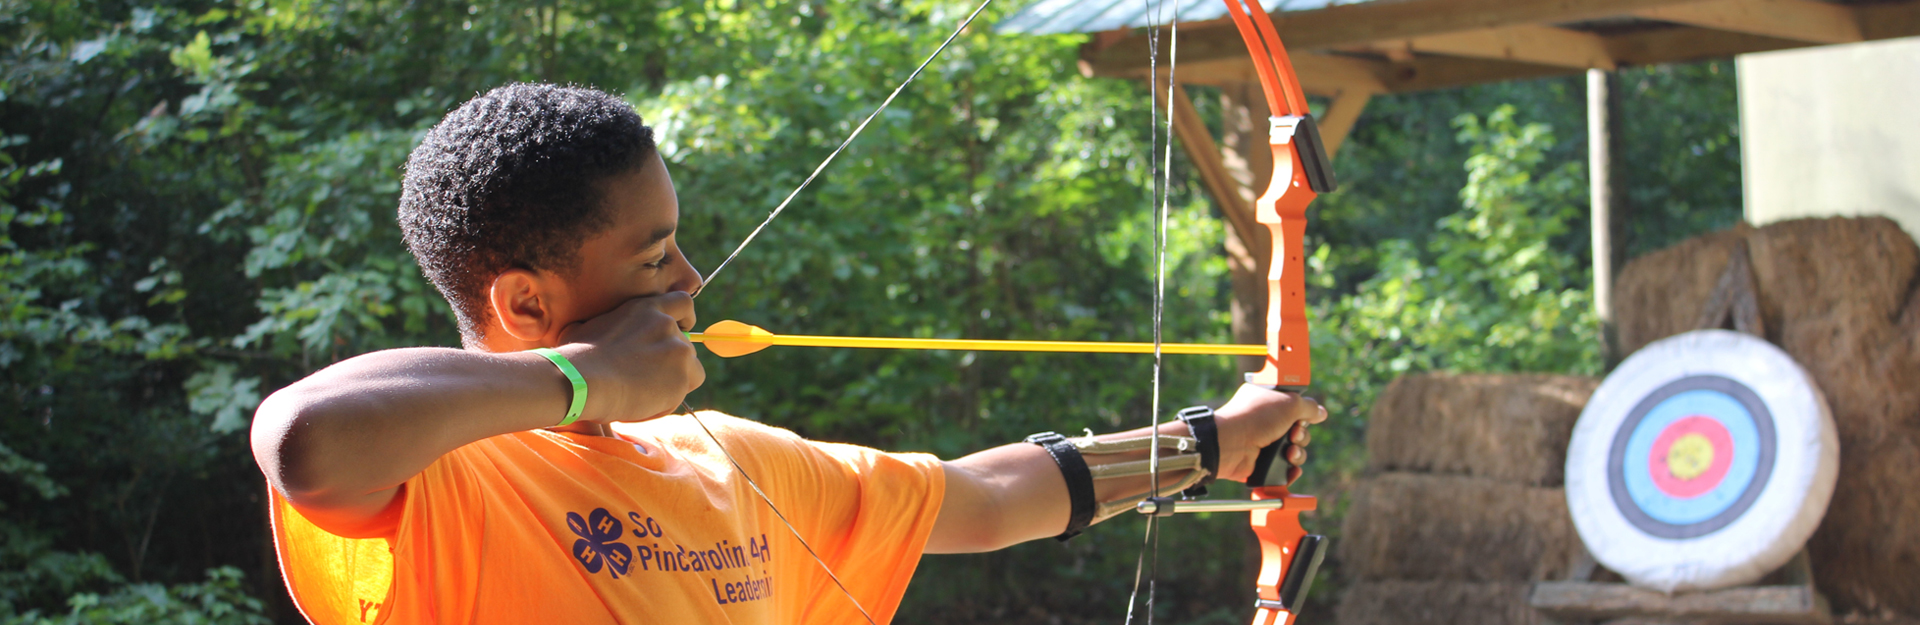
left=1614, top=217, right=1918, bottom=356
left=1745, top=217, right=1919, bottom=330
left=1752, top=217, right=1920, bottom=440
left=1614, top=227, right=1747, bottom=355
left=1775, top=309, right=1919, bottom=447
left=1808, top=427, right=1920, bottom=616
left=1365, top=374, right=1600, bottom=486
left=1339, top=473, right=1577, bottom=582
left=1335, top=580, right=1542, bottom=625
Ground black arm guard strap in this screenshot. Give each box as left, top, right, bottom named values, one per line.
left=1025, top=431, right=1097, bottom=541
left=1176, top=406, right=1220, bottom=497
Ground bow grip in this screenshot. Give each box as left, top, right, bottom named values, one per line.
left=1244, top=384, right=1324, bottom=625
left=1245, top=384, right=1306, bottom=488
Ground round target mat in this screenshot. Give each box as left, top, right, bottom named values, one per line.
left=1567, top=330, right=1837, bottom=593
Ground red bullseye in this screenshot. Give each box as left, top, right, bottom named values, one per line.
left=1649, top=415, right=1734, bottom=498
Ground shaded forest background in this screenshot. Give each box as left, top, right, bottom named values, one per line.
left=0, top=0, right=1741, bottom=622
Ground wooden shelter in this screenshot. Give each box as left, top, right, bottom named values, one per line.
left=998, top=0, right=1920, bottom=363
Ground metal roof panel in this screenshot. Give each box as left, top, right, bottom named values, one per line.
left=997, top=0, right=1347, bottom=34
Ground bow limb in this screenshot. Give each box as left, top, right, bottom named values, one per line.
left=1216, top=1, right=1336, bottom=623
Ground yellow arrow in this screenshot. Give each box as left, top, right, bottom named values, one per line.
left=687, top=320, right=1268, bottom=358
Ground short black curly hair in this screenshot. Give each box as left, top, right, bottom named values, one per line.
left=399, top=83, right=656, bottom=343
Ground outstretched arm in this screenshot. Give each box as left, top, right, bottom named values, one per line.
left=925, top=385, right=1325, bottom=553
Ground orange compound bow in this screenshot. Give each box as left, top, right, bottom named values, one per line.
left=688, top=0, right=1335, bottom=621
left=1137, top=1, right=1336, bottom=624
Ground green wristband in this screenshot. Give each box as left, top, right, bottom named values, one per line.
left=531, top=347, right=587, bottom=426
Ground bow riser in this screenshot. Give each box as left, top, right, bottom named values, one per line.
left=1247, top=137, right=1317, bottom=389
left=1215, top=1, right=1332, bottom=624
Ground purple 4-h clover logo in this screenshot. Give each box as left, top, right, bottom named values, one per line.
left=567, top=508, right=633, bottom=578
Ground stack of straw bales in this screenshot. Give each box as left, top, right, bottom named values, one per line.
left=1612, top=216, right=1920, bottom=617
left=1336, top=374, right=1599, bottom=625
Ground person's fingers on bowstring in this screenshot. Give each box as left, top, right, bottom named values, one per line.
left=556, top=292, right=705, bottom=423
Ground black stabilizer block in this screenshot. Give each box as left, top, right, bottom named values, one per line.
left=1294, top=116, right=1337, bottom=194
left=1278, top=534, right=1326, bottom=611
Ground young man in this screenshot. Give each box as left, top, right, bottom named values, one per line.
left=250, top=83, right=1324, bottom=625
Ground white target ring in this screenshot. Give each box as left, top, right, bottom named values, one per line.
left=1567, top=330, right=1838, bottom=592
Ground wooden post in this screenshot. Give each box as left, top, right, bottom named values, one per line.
left=1317, top=90, right=1373, bottom=159
left=1220, top=83, right=1276, bottom=374
left=1587, top=68, right=1619, bottom=366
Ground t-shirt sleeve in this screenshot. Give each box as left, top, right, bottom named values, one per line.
left=269, top=442, right=493, bottom=625
left=694, top=413, right=947, bottom=625
left=269, top=490, right=399, bottom=625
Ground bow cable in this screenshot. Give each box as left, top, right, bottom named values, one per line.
left=1123, top=0, right=1179, bottom=622
left=682, top=2, right=995, bottom=623
left=684, top=403, right=878, bottom=625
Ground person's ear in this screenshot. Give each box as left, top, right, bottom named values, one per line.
left=489, top=268, right=555, bottom=342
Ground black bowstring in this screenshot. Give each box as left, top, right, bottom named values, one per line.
left=1122, top=0, right=1179, bottom=623
left=680, top=1, right=997, bottom=622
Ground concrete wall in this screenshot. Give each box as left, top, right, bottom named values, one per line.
left=1738, top=37, right=1920, bottom=240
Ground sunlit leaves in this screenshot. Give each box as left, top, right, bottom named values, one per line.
left=1313, top=106, right=1601, bottom=434
left=185, top=364, right=261, bottom=434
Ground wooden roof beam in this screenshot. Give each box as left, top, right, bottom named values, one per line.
left=1857, top=1, right=1920, bottom=40
left=1083, top=0, right=1699, bottom=72
left=1380, top=55, right=1571, bottom=92
left=1604, top=26, right=1812, bottom=65
left=1397, top=24, right=1617, bottom=70
left=1125, top=54, right=1577, bottom=95
left=1123, top=54, right=1389, bottom=97
left=1632, top=0, right=1863, bottom=44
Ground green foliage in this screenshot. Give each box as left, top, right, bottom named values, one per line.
left=0, top=0, right=1742, bottom=621
left=5, top=567, right=268, bottom=625
left=0, top=443, right=264, bottom=624
left=1612, top=61, right=1745, bottom=256
left=1313, top=107, right=1602, bottom=429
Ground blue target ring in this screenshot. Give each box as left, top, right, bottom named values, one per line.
left=1607, top=375, right=1777, bottom=539
left=1620, top=390, right=1761, bottom=525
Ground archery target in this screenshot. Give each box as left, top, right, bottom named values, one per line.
left=1567, top=330, right=1837, bottom=593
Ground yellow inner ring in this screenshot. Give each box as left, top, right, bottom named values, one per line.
left=1666, top=433, right=1715, bottom=480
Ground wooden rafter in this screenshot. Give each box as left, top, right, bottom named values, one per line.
left=1317, top=91, right=1372, bottom=159
left=1634, top=0, right=1863, bottom=44
left=1084, top=0, right=1700, bottom=71
left=1157, top=82, right=1257, bottom=241
left=1859, top=1, right=1920, bottom=39
left=1399, top=24, right=1617, bottom=70
left=1078, top=0, right=1920, bottom=95
left=1135, top=54, right=1387, bottom=97
left=1605, top=26, right=1807, bottom=66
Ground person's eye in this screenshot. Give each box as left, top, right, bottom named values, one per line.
left=643, top=255, right=672, bottom=270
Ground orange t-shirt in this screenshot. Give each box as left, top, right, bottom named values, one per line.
left=269, top=411, right=946, bottom=625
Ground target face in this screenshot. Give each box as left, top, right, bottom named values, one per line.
left=1567, top=330, right=1837, bottom=593
left=1608, top=376, right=1775, bottom=537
